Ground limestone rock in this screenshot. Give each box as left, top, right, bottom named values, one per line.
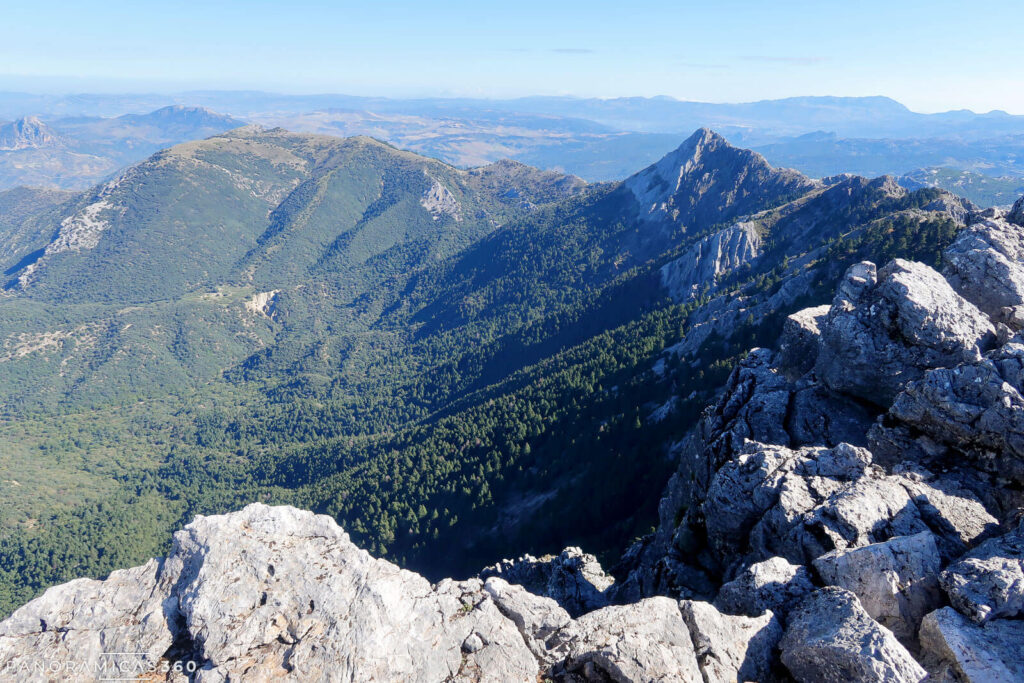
left=551, top=597, right=703, bottom=682
left=943, top=218, right=1024, bottom=320
left=816, top=259, right=996, bottom=406
left=703, top=441, right=994, bottom=574
left=659, top=221, right=761, bottom=301
left=421, top=179, right=463, bottom=221
left=0, top=559, right=180, bottom=683
left=777, top=304, right=831, bottom=379
left=0, top=504, right=544, bottom=683
left=919, top=607, right=1024, bottom=683
left=779, top=587, right=926, bottom=683
left=887, top=342, right=1024, bottom=484
left=1008, top=195, right=1024, bottom=227
left=813, top=531, right=942, bottom=642
left=680, top=599, right=783, bottom=683
left=482, top=577, right=571, bottom=665
left=714, top=556, right=815, bottom=620
left=173, top=504, right=540, bottom=682
left=940, top=519, right=1024, bottom=623
left=480, top=546, right=613, bottom=616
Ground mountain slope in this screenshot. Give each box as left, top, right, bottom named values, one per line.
left=5, top=207, right=1024, bottom=679
left=898, top=166, right=1024, bottom=207
left=0, top=128, right=986, bottom=619
left=0, top=186, right=75, bottom=269
left=6, top=127, right=585, bottom=304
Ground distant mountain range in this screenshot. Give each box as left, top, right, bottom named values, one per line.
left=0, top=105, right=244, bottom=189
left=2, top=92, right=1022, bottom=140
left=2, top=92, right=1024, bottom=204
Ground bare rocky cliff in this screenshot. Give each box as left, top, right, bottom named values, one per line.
left=3, top=203, right=1024, bottom=681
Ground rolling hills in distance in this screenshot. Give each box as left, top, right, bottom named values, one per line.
left=0, top=123, right=982, bottom=616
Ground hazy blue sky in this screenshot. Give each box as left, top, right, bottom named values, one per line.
left=3, top=0, right=1022, bottom=113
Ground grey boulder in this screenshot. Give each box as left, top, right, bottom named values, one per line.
left=551, top=597, right=703, bottom=682
left=940, top=518, right=1024, bottom=624
left=887, top=342, right=1024, bottom=484
left=680, top=599, right=784, bottom=683
left=813, top=531, right=942, bottom=643
left=816, top=260, right=995, bottom=406
left=943, top=217, right=1024, bottom=320
left=714, top=556, right=815, bottom=620
left=0, top=559, right=180, bottom=683
left=779, top=587, right=926, bottom=683
left=777, top=304, right=831, bottom=380
left=919, top=606, right=1024, bottom=683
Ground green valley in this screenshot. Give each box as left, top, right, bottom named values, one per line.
left=0, top=126, right=980, bottom=616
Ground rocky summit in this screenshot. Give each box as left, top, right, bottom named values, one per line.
left=3, top=186, right=1024, bottom=680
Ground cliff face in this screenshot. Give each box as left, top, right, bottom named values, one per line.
left=3, top=205, right=1024, bottom=681
left=659, top=221, right=762, bottom=301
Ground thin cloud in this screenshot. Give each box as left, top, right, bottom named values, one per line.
left=551, top=48, right=596, bottom=55
left=740, top=55, right=827, bottom=65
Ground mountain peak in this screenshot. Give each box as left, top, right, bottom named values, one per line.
left=0, top=116, right=65, bottom=151
left=119, top=105, right=244, bottom=129
left=688, top=126, right=726, bottom=148
left=623, top=127, right=817, bottom=231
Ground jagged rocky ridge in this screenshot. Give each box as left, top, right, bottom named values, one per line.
left=610, top=203, right=1024, bottom=680
left=3, top=208, right=1024, bottom=680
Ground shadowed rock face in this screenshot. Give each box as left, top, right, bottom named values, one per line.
left=1009, top=195, right=1024, bottom=227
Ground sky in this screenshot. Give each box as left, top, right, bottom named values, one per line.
left=2, top=0, right=1023, bottom=113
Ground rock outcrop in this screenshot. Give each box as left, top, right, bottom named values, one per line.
left=918, top=607, right=1024, bottom=682
left=815, top=259, right=995, bottom=406
left=779, top=587, right=927, bottom=683
left=943, top=216, right=1024, bottom=320
left=659, top=221, right=762, bottom=301
left=480, top=547, right=613, bottom=617
left=0, top=504, right=785, bottom=682
left=612, top=202, right=1024, bottom=679
left=813, top=531, right=942, bottom=643
left=1008, top=195, right=1024, bottom=227
left=940, top=518, right=1024, bottom=624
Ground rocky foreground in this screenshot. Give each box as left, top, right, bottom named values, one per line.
left=4, top=199, right=1024, bottom=681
